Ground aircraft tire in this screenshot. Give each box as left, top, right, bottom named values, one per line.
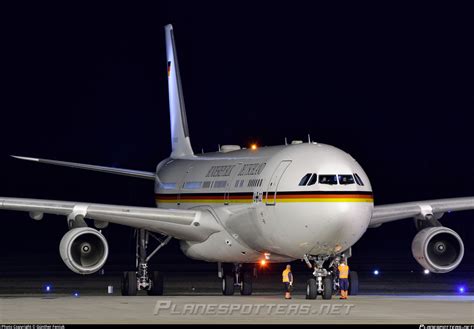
left=240, top=271, right=253, bottom=295
left=222, top=272, right=235, bottom=296
left=147, top=271, right=164, bottom=296
left=121, top=271, right=137, bottom=296
left=348, top=271, right=359, bottom=295
left=306, top=278, right=318, bottom=299
left=322, top=276, right=333, bottom=300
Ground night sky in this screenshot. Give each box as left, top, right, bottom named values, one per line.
left=1, top=2, right=473, bottom=274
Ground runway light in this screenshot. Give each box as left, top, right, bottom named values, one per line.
left=251, top=144, right=258, bottom=150
left=373, top=270, right=379, bottom=276
left=260, top=259, right=267, bottom=266
left=73, top=291, right=80, bottom=297
left=423, top=269, right=430, bottom=275
left=43, top=284, right=53, bottom=293
left=458, top=286, right=466, bottom=294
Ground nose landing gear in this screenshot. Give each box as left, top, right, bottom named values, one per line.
left=304, top=255, right=334, bottom=300
left=304, top=254, right=358, bottom=300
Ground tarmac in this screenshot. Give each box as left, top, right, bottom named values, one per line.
left=0, top=272, right=473, bottom=324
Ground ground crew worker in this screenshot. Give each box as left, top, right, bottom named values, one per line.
left=338, top=259, right=350, bottom=299
left=282, top=264, right=294, bottom=299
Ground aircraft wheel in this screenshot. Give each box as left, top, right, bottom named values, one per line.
left=322, top=276, right=333, bottom=300
left=306, top=278, right=318, bottom=299
left=222, top=272, right=235, bottom=296
left=348, top=271, right=359, bottom=295
left=147, top=271, right=164, bottom=296
left=240, top=271, right=253, bottom=295
left=121, top=271, right=137, bottom=296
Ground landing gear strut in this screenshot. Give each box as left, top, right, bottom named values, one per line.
left=219, top=263, right=254, bottom=296
left=121, top=229, right=171, bottom=296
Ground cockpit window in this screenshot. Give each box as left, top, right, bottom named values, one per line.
left=353, top=173, right=365, bottom=186
left=338, top=175, right=355, bottom=185
left=319, top=175, right=338, bottom=185
left=307, top=174, right=317, bottom=186
left=298, top=173, right=312, bottom=186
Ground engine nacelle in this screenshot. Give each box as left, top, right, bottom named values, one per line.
left=411, top=227, right=464, bottom=273
left=59, top=227, right=109, bottom=275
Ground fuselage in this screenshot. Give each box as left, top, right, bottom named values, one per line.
left=154, top=142, right=374, bottom=263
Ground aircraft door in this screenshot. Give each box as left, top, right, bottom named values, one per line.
left=224, top=163, right=241, bottom=205
left=265, top=160, right=291, bottom=205
left=177, top=166, right=193, bottom=207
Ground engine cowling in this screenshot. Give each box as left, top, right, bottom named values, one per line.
left=59, top=227, right=109, bottom=275
left=411, top=226, right=464, bottom=273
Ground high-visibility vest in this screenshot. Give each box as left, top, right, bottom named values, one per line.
left=338, top=264, right=349, bottom=279
left=282, top=269, right=292, bottom=283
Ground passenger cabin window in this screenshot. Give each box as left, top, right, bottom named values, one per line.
left=184, top=181, right=202, bottom=189
left=307, top=174, right=317, bottom=186
left=299, top=173, right=312, bottom=186
left=319, top=175, right=338, bottom=185
left=354, top=173, right=365, bottom=186
left=338, top=175, right=355, bottom=185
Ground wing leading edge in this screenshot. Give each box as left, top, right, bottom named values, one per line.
left=0, top=197, right=221, bottom=241
left=370, top=196, right=474, bottom=228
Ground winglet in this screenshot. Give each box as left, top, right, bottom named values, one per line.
left=164, top=24, right=194, bottom=158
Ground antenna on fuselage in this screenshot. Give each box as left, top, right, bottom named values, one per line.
left=284, top=137, right=288, bottom=146
left=308, top=134, right=311, bottom=143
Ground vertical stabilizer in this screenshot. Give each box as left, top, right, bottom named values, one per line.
left=164, top=24, right=194, bottom=158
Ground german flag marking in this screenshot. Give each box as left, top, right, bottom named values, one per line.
left=155, top=191, right=373, bottom=204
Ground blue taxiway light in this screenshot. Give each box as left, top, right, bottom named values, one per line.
left=373, top=270, right=380, bottom=275
left=458, top=286, right=466, bottom=294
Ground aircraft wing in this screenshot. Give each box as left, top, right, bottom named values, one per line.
left=370, top=197, right=474, bottom=228
left=0, top=197, right=221, bottom=242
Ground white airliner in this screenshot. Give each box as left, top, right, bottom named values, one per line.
left=1, top=24, right=471, bottom=299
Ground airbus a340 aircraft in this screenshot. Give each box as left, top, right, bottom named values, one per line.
left=1, top=24, right=471, bottom=299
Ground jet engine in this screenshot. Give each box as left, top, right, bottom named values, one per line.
left=411, top=226, right=464, bottom=273
left=59, top=227, right=109, bottom=274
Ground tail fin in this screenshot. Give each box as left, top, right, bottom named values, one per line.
left=164, top=24, right=194, bottom=158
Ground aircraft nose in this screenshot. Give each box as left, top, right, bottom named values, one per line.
left=309, top=203, right=372, bottom=254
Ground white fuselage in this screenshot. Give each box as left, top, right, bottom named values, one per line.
left=154, top=143, right=374, bottom=263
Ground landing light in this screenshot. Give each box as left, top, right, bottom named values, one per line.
left=260, top=259, right=267, bottom=266
left=423, top=269, right=430, bottom=275
left=373, top=270, right=379, bottom=276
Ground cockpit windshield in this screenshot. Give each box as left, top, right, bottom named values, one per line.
left=318, top=175, right=338, bottom=185
left=338, top=175, right=355, bottom=185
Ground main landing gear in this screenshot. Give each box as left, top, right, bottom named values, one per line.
left=304, top=254, right=359, bottom=300
left=219, top=263, right=255, bottom=296
left=121, top=229, right=172, bottom=296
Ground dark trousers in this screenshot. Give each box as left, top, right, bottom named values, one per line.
left=339, top=278, right=349, bottom=290
left=284, top=282, right=292, bottom=292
